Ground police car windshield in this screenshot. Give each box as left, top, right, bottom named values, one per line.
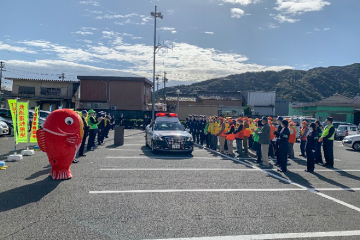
left=154, top=122, right=184, bottom=131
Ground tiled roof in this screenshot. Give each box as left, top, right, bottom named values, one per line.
left=77, top=76, right=152, bottom=86
left=197, top=91, right=243, bottom=101
left=5, top=77, right=79, bottom=83
left=166, top=93, right=197, bottom=102
left=292, top=93, right=356, bottom=108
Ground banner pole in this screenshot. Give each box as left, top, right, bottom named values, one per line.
left=14, top=98, right=19, bottom=155
left=26, top=101, right=29, bottom=150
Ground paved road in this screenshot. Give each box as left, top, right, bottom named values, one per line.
left=1, top=130, right=360, bottom=240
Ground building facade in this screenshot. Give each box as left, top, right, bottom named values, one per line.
left=4, top=77, right=80, bottom=110
left=77, top=76, right=152, bottom=111
left=166, top=91, right=243, bottom=120
left=289, top=94, right=356, bottom=123
left=244, top=91, right=276, bottom=117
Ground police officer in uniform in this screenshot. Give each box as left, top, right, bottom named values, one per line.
left=199, top=116, right=206, bottom=145
left=87, top=109, right=98, bottom=151
left=194, top=115, right=200, bottom=144
left=319, top=117, right=335, bottom=168
left=277, top=120, right=289, bottom=172
left=315, top=120, right=324, bottom=164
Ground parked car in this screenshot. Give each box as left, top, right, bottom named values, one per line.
left=336, top=125, right=359, bottom=140
left=0, top=119, right=9, bottom=136
left=342, top=134, right=360, bottom=151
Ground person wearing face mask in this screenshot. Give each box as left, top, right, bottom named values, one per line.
left=274, top=116, right=283, bottom=167
left=277, top=120, right=290, bottom=173
left=315, top=120, right=324, bottom=164
left=299, top=121, right=309, bottom=157
left=319, top=117, right=335, bottom=168
left=305, top=123, right=318, bottom=173
left=225, top=119, right=236, bottom=157
left=218, top=117, right=227, bottom=153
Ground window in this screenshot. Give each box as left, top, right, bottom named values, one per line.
left=18, top=86, right=35, bottom=95
left=350, top=127, right=357, bottom=131
left=41, top=87, right=61, bottom=96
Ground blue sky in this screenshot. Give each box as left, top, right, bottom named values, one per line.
left=0, top=0, right=359, bottom=88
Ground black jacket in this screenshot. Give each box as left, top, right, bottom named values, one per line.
left=306, top=130, right=318, bottom=152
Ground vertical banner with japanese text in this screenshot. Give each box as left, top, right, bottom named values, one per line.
left=8, top=99, right=18, bottom=144
left=30, top=106, right=39, bottom=143
left=17, top=102, right=28, bottom=143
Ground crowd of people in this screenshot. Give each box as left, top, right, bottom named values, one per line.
left=185, top=115, right=335, bottom=173
left=73, top=110, right=115, bottom=163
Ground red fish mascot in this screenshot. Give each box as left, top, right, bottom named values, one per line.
left=37, top=109, right=84, bottom=180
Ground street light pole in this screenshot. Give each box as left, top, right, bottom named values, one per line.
left=176, top=89, right=181, bottom=115
left=151, top=6, right=163, bottom=122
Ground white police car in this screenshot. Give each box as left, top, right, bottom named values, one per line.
left=145, top=113, right=193, bottom=154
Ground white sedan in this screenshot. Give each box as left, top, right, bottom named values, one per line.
left=342, top=134, right=360, bottom=151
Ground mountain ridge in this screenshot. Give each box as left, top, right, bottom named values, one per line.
left=163, top=63, right=360, bottom=102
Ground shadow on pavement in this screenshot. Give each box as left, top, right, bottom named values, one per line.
left=25, top=168, right=51, bottom=180
left=0, top=177, right=61, bottom=212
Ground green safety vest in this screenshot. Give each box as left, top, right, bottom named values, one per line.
left=88, top=116, right=98, bottom=130
left=322, top=124, right=335, bottom=140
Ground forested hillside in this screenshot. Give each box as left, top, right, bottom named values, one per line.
left=164, top=63, right=360, bottom=102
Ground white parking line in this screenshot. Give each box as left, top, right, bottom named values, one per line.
left=197, top=145, right=360, bottom=213
left=105, top=156, right=253, bottom=160
left=146, top=230, right=360, bottom=240
left=100, top=168, right=360, bottom=172
left=89, top=188, right=360, bottom=194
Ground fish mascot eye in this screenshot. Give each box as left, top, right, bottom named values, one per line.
left=65, top=117, right=74, bottom=125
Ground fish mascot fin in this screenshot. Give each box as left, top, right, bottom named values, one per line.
left=36, top=129, right=47, bottom=152
left=66, top=134, right=79, bottom=146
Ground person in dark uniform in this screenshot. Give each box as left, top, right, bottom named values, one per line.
left=87, top=109, right=99, bottom=151
left=315, top=120, right=323, bottom=164
left=189, top=115, right=195, bottom=141
left=199, top=115, right=206, bottom=145
left=97, top=113, right=105, bottom=145
left=319, top=117, right=335, bottom=168
left=277, top=119, right=289, bottom=172
left=305, top=123, right=318, bottom=173
left=104, top=113, right=111, bottom=138
left=78, top=110, right=90, bottom=157
left=194, top=115, right=200, bottom=144
left=274, top=116, right=283, bottom=166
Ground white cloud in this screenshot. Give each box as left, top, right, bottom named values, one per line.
left=324, top=27, right=330, bottom=31
left=204, top=32, right=215, bottom=34
left=221, top=0, right=259, bottom=6
left=275, top=0, right=331, bottom=15
left=270, top=0, right=331, bottom=23
left=231, top=8, right=245, bottom=18
left=73, top=31, right=94, bottom=35
left=95, top=13, right=138, bottom=20
left=14, top=38, right=292, bottom=83
left=81, top=27, right=97, bottom=31
left=273, top=14, right=299, bottom=23
left=79, top=0, right=99, bottom=6
left=0, top=41, right=37, bottom=54
left=171, top=31, right=177, bottom=34
left=159, top=27, right=175, bottom=31
left=314, top=27, right=320, bottom=31
left=274, top=0, right=330, bottom=23
left=268, top=23, right=279, bottom=29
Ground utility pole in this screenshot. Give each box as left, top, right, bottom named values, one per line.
left=150, top=6, right=163, bottom=122
left=155, top=74, right=161, bottom=102
left=0, top=61, right=5, bottom=93
left=163, top=71, right=168, bottom=104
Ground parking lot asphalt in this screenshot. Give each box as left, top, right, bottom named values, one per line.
left=1, top=129, right=360, bottom=240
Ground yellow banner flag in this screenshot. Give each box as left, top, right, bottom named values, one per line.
left=8, top=99, right=18, bottom=144
left=30, top=106, right=39, bottom=143
left=17, top=102, right=28, bottom=143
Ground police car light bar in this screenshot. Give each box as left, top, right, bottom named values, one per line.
left=156, top=113, right=178, bottom=117
left=156, top=113, right=167, bottom=117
